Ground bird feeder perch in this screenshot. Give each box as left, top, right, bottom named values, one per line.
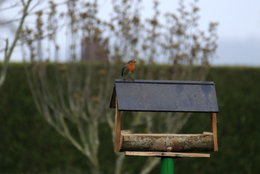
left=109, top=79, right=219, bottom=158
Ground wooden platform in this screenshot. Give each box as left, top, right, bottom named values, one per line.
left=125, top=151, right=210, bottom=158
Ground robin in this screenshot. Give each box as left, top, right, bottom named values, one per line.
left=121, top=59, right=137, bottom=80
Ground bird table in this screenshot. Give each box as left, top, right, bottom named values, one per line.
left=109, top=79, right=219, bottom=174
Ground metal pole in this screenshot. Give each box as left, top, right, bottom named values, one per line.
left=160, top=158, right=174, bottom=174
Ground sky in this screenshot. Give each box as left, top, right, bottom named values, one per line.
left=134, top=0, right=260, bottom=66
left=192, top=0, right=260, bottom=66
left=1, top=0, right=260, bottom=66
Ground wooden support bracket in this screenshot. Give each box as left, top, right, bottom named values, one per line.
left=211, top=112, right=218, bottom=151
left=114, top=102, right=122, bottom=152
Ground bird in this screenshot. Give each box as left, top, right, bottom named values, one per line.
left=121, top=59, right=137, bottom=80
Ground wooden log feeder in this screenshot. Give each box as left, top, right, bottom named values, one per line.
left=109, top=80, right=219, bottom=158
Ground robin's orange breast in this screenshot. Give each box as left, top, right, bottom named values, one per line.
left=127, top=63, right=135, bottom=72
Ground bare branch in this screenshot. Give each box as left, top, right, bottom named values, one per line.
left=21, top=0, right=25, bottom=7
left=140, top=158, right=160, bottom=174
left=0, top=0, right=33, bottom=88
left=0, top=1, right=22, bottom=11
left=115, top=154, right=125, bottom=174
left=0, top=39, right=9, bottom=87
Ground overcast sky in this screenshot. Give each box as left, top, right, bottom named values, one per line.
left=1, top=0, right=260, bottom=66
left=195, top=0, right=260, bottom=65
left=131, top=0, right=260, bottom=66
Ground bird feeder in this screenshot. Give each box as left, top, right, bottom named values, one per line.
left=109, top=79, right=219, bottom=158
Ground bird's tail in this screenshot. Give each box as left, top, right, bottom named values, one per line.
left=121, top=67, right=126, bottom=77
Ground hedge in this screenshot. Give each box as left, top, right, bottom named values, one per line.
left=0, top=64, right=259, bottom=173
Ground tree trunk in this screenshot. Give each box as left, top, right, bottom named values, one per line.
left=119, top=132, right=214, bottom=152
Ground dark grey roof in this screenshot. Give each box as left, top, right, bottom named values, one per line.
left=110, top=79, right=219, bottom=113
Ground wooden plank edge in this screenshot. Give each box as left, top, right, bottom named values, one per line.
left=125, top=151, right=210, bottom=158
left=203, top=132, right=213, bottom=135
left=121, top=132, right=213, bottom=137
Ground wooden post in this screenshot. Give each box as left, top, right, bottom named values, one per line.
left=160, top=158, right=174, bottom=174
left=114, top=103, right=122, bottom=152
left=211, top=112, right=218, bottom=151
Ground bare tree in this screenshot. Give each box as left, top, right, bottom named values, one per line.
left=22, top=0, right=218, bottom=173
left=0, top=0, right=34, bottom=88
